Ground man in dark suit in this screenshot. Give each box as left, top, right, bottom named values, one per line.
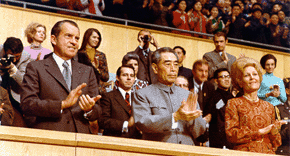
left=207, top=68, right=233, bottom=149
left=189, top=59, right=215, bottom=113
left=173, top=46, right=193, bottom=80
left=99, top=65, right=141, bottom=139
left=188, top=59, right=214, bottom=145
left=127, top=29, right=159, bottom=84
left=21, top=20, right=102, bottom=134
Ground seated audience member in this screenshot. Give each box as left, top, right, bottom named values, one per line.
left=117, top=53, right=149, bottom=92
left=56, top=0, right=105, bottom=16
left=21, top=20, right=102, bottom=133
left=173, top=46, right=193, bottom=80
left=258, top=54, right=286, bottom=106
left=24, top=22, right=51, bottom=61
left=271, top=2, right=282, bottom=13
left=82, top=0, right=105, bottom=16
left=266, top=13, right=289, bottom=47
left=133, top=47, right=206, bottom=145
left=188, top=1, right=208, bottom=38
left=234, top=0, right=248, bottom=20
left=244, top=8, right=268, bottom=44
left=127, top=29, right=159, bottom=84
left=227, top=4, right=247, bottom=40
left=226, top=57, right=285, bottom=154
left=102, top=0, right=127, bottom=19
left=175, top=75, right=189, bottom=90
left=206, top=6, right=227, bottom=35
left=203, top=31, right=236, bottom=80
left=278, top=10, right=288, bottom=27
left=150, top=0, right=172, bottom=27
left=125, top=0, right=152, bottom=23
left=172, top=0, right=192, bottom=35
left=99, top=65, right=142, bottom=139
left=275, top=80, right=290, bottom=155
left=0, top=86, right=14, bottom=126
left=207, top=68, right=233, bottom=149
left=78, top=28, right=109, bottom=92
left=0, top=37, right=31, bottom=127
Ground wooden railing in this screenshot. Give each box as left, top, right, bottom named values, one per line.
left=0, top=126, right=276, bottom=156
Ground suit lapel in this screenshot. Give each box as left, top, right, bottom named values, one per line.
left=44, top=55, right=70, bottom=93
left=71, top=59, right=82, bottom=90
left=115, top=89, right=131, bottom=115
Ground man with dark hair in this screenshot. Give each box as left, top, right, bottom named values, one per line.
left=127, top=29, right=159, bottom=84
left=133, top=47, right=206, bottom=145
left=173, top=46, right=193, bottom=80
left=227, top=4, right=247, bottom=40
left=99, top=65, right=141, bottom=138
left=203, top=32, right=236, bottom=80
left=21, top=20, right=102, bottom=133
left=0, top=37, right=31, bottom=127
left=244, top=8, right=268, bottom=44
left=207, top=68, right=233, bottom=149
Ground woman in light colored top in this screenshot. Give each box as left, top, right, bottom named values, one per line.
left=225, top=57, right=285, bottom=154
left=24, top=22, right=51, bottom=61
left=258, top=54, right=287, bottom=106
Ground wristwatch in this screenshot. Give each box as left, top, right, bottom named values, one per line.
left=83, top=110, right=93, bottom=120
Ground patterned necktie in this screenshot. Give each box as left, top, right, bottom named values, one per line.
left=198, top=86, right=203, bottom=111
left=62, top=61, right=71, bottom=91
left=125, top=92, right=131, bottom=115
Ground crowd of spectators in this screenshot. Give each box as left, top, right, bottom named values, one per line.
left=5, top=0, right=290, bottom=49
left=0, top=15, right=290, bottom=154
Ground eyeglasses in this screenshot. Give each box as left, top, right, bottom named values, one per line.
left=218, top=75, right=231, bottom=79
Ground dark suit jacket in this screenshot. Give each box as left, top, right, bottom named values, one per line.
left=208, top=88, right=234, bottom=149
left=98, top=89, right=141, bottom=139
left=188, top=79, right=215, bottom=115
left=127, top=47, right=157, bottom=84
left=178, top=66, right=193, bottom=80
left=0, top=86, right=14, bottom=126
left=21, top=54, right=101, bottom=134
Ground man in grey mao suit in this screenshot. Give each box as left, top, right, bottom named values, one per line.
left=21, top=20, right=102, bottom=133
left=133, top=47, right=206, bottom=145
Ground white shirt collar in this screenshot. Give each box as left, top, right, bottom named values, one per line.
left=118, top=87, right=132, bottom=104
left=52, top=53, right=72, bottom=74
left=193, top=78, right=204, bottom=93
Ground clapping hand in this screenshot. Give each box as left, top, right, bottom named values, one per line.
left=173, top=92, right=202, bottom=122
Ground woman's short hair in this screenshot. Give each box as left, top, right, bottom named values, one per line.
left=231, top=57, right=263, bottom=92
left=122, top=53, right=139, bottom=65
left=79, top=28, right=102, bottom=51
left=24, top=22, right=46, bottom=44
left=260, top=54, right=277, bottom=69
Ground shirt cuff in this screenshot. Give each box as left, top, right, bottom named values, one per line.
left=172, top=114, right=178, bottom=129
left=8, top=65, right=17, bottom=77
left=122, top=121, right=129, bottom=133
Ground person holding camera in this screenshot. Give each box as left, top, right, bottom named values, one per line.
left=127, top=29, right=159, bottom=84
left=0, top=37, right=31, bottom=127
